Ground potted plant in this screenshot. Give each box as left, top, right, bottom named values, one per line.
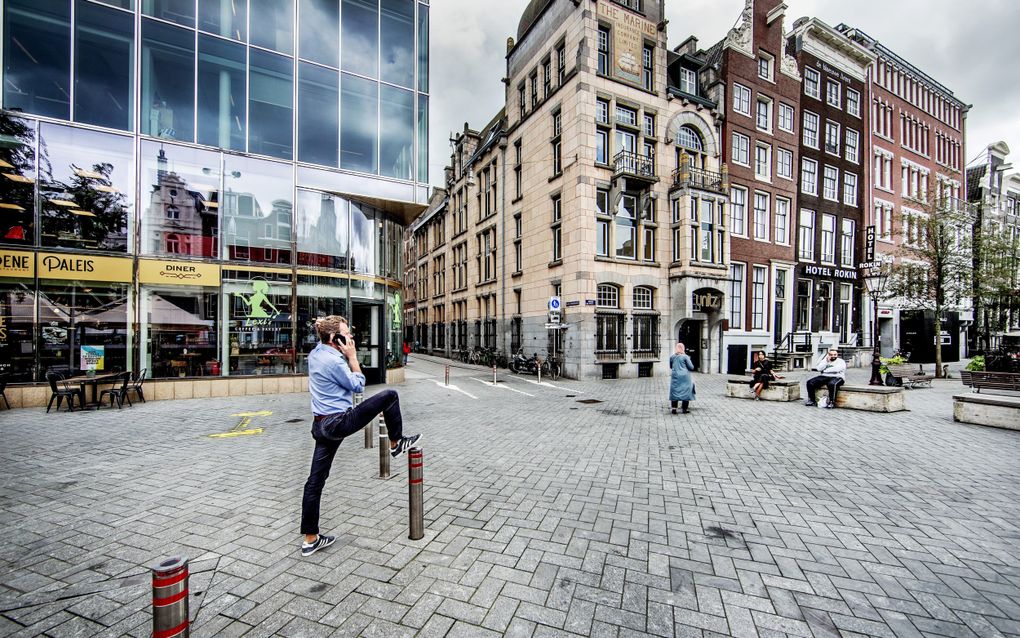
left=879, top=354, right=907, bottom=386
left=965, top=356, right=985, bottom=372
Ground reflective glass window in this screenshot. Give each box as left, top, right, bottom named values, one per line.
left=417, top=94, right=428, bottom=183
left=296, top=286, right=347, bottom=372
left=224, top=275, right=293, bottom=375
left=38, top=282, right=130, bottom=377
left=75, top=0, right=134, bottom=132
left=222, top=155, right=293, bottom=264
left=39, top=124, right=134, bottom=252
left=380, top=85, right=413, bottom=180
left=0, top=280, right=37, bottom=381
left=199, top=0, right=247, bottom=40
left=141, top=287, right=220, bottom=378
left=417, top=3, right=428, bottom=93
left=197, top=35, right=246, bottom=151
left=381, top=0, right=414, bottom=88
left=299, top=0, right=339, bottom=67
left=296, top=190, right=348, bottom=268
left=340, top=74, right=378, bottom=174
left=93, top=0, right=134, bottom=8
left=142, top=0, right=195, bottom=27
left=341, top=0, right=378, bottom=78
left=249, top=49, right=294, bottom=160
left=0, top=114, right=37, bottom=246
left=350, top=201, right=376, bottom=274
left=298, top=63, right=339, bottom=167
left=140, top=140, right=221, bottom=258
left=250, top=0, right=293, bottom=54
left=3, top=0, right=71, bottom=120
left=141, top=19, right=196, bottom=142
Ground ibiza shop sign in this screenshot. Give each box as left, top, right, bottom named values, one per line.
left=691, top=288, right=723, bottom=312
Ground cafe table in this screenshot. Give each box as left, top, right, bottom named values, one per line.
left=63, top=372, right=120, bottom=408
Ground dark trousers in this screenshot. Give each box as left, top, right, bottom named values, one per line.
left=670, top=400, right=690, bottom=411
left=806, top=376, right=844, bottom=405
left=300, top=389, right=404, bottom=535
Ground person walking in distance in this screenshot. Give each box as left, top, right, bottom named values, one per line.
left=669, top=342, right=696, bottom=414
left=300, top=315, right=422, bottom=557
left=804, top=347, right=847, bottom=408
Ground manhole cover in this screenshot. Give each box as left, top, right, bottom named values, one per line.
left=576, top=399, right=603, bottom=404
left=285, top=418, right=304, bottom=423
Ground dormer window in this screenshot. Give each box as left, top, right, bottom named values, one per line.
left=680, top=67, right=697, bottom=95
left=757, top=53, right=774, bottom=81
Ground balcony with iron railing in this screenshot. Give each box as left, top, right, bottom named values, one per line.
left=613, top=150, right=657, bottom=183
left=671, top=152, right=728, bottom=195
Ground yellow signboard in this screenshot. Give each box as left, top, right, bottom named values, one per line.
left=597, top=0, right=657, bottom=86
left=0, top=249, right=34, bottom=278
left=36, top=252, right=133, bottom=282
left=139, top=259, right=221, bottom=286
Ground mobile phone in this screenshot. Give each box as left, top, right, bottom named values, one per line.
left=332, top=333, right=348, bottom=346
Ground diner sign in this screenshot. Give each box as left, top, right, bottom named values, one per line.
left=36, top=252, right=132, bottom=282
left=139, top=259, right=221, bottom=286
left=0, top=249, right=34, bottom=278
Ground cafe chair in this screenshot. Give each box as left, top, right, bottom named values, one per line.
left=0, top=375, right=10, bottom=410
left=46, top=371, right=83, bottom=413
left=127, top=368, right=147, bottom=403
left=99, top=371, right=133, bottom=409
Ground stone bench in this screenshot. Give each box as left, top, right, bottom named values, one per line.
left=725, top=379, right=801, bottom=402
left=953, top=394, right=1020, bottom=430
left=813, top=384, right=906, bottom=412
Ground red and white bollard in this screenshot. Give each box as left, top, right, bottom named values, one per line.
left=151, top=556, right=189, bottom=638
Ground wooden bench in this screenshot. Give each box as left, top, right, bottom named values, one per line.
left=967, top=371, right=1020, bottom=394
left=886, top=364, right=934, bottom=388
left=959, top=370, right=974, bottom=388
left=725, top=378, right=801, bottom=402
left=953, top=393, right=1020, bottom=430
left=813, top=384, right=906, bottom=412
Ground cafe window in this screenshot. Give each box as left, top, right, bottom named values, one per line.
left=0, top=279, right=37, bottom=382
left=38, top=124, right=134, bottom=253
left=0, top=114, right=37, bottom=246
left=37, top=281, right=130, bottom=377
left=224, top=274, right=293, bottom=376
left=221, top=154, right=293, bottom=264
left=140, top=141, right=221, bottom=259
left=141, top=287, right=219, bottom=379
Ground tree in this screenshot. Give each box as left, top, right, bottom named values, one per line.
left=885, top=194, right=972, bottom=378
left=977, top=222, right=1020, bottom=337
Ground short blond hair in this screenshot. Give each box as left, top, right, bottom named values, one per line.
left=314, top=315, right=348, bottom=342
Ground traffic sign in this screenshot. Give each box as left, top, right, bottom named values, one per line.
left=548, top=296, right=561, bottom=312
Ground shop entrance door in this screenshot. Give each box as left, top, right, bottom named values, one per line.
left=679, top=321, right=702, bottom=371
left=351, top=302, right=383, bottom=384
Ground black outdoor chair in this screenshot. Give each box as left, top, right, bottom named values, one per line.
left=127, top=368, right=147, bottom=403
left=0, top=375, right=10, bottom=410
left=46, top=372, right=83, bottom=413
left=99, top=371, right=133, bottom=409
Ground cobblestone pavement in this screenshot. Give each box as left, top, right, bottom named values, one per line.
left=1, top=357, right=1018, bottom=638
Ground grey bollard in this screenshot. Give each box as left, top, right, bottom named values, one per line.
left=151, top=555, right=189, bottom=638
left=378, top=415, right=390, bottom=478
left=445, top=364, right=450, bottom=386
left=357, top=393, right=373, bottom=448
left=492, top=363, right=497, bottom=384
left=408, top=447, right=424, bottom=540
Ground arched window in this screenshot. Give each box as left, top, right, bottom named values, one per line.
left=633, top=286, right=654, bottom=309
left=596, top=284, right=619, bottom=308
left=165, top=233, right=180, bottom=254
left=675, top=125, right=703, bottom=152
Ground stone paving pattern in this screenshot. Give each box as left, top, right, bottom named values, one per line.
left=1, top=356, right=1018, bottom=637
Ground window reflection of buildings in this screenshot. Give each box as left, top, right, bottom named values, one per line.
left=223, top=191, right=292, bottom=264
left=147, top=150, right=219, bottom=257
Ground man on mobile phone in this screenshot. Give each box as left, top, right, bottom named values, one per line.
left=300, top=315, right=421, bottom=557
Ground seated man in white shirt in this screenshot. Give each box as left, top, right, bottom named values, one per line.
left=804, top=348, right=847, bottom=409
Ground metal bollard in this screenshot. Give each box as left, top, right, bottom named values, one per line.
left=492, top=363, right=497, bottom=385
left=537, top=362, right=542, bottom=384
left=378, top=415, right=390, bottom=478
left=445, top=364, right=450, bottom=386
left=357, top=393, right=373, bottom=448
left=408, top=447, right=424, bottom=540
left=151, top=555, right=189, bottom=638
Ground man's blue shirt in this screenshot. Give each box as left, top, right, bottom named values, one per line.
left=307, top=343, right=365, bottom=416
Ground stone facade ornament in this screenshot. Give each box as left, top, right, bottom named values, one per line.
left=723, top=0, right=754, bottom=57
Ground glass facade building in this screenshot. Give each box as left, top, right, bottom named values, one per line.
left=1, top=0, right=429, bottom=385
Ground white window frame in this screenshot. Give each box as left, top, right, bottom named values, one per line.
left=803, top=111, right=819, bottom=149
left=825, top=120, right=841, bottom=156
left=732, top=132, right=750, bottom=166
left=798, top=209, right=815, bottom=261
left=840, top=218, right=855, bottom=267
left=823, top=165, right=839, bottom=201
left=680, top=68, right=697, bottom=95
left=843, top=173, right=858, bottom=206
left=733, top=83, right=752, bottom=116
left=821, top=214, right=836, bottom=264
left=846, top=88, right=861, bottom=117
left=845, top=129, right=859, bottom=164
left=754, top=143, right=771, bottom=181
left=778, top=103, right=794, bottom=133
left=730, top=186, right=748, bottom=237
left=756, top=97, right=772, bottom=132
left=753, top=191, right=770, bottom=241
left=729, top=263, right=745, bottom=329
left=757, top=53, right=774, bottom=81
left=751, top=265, right=768, bottom=331
left=775, top=197, right=790, bottom=245
left=776, top=148, right=793, bottom=180
left=804, top=67, right=820, bottom=99
left=826, top=80, right=841, bottom=108
left=801, top=158, right=818, bottom=196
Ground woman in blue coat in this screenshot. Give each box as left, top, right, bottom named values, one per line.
left=669, top=342, right=696, bottom=414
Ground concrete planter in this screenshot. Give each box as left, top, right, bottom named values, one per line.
left=821, top=385, right=906, bottom=412
left=385, top=367, right=406, bottom=384
left=725, top=379, right=802, bottom=401
left=953, top=394, right=1020, bottom=430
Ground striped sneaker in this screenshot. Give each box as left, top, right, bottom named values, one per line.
left=390, top=433, right=423, bottom=458
left=301, top=534, right=336, bottom=557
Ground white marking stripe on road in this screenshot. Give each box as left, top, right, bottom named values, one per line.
left=469, top=378, right=535, bottom=396
left=520, top=379, right=580, bottom=392
left=429, top=378, right=478, bottom=399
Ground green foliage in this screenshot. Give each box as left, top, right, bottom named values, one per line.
left=879, top=355, right=907, bottom=376
left=965, top=356, right=985, bottom=371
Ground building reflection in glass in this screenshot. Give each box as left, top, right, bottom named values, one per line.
left=0, top=114, right=37, bottom=246
left=222, top=155, right=293, bottom=264
left=140, top=140, right=220, bottom=258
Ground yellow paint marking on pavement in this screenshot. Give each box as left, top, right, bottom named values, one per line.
left=208, top=410, right=273, bottom=438
left=209, top=428, right=264, bottom=439
left=230, top=411, right=273, bottom=417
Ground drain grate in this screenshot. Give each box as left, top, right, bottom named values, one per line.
left=285, top=418, right=304, bottom=423
left=576, top=399, right=603, bottom=404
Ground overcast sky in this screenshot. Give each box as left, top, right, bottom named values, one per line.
left=428, top=0, right=1020, bottom=186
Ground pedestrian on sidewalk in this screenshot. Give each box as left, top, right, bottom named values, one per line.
left=749, top=350, right=778, bottom=400
left=804, top=348, right=846, bottom=408
left=402, top=340, right=411, bottom=365
left=669, top=342, right=696, bottom=414
left=300, top=315, right=422, bottom=557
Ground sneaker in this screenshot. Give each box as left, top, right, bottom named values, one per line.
left=825, top=402, right=836, bottom=409
left=804, top=400, right=817, bottom=407
left=301, top=534, right=336, bottom=557
left=390, top=433, right=423, bottom=458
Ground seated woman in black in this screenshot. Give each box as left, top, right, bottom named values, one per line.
left=749, top=350, right=777, bottom=400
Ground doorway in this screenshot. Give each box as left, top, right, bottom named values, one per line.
left=351, top=302, right=383, bottom=384
left=679, top=320, right=702, bottom=371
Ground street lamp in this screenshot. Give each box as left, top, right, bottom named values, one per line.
left=862, top=264, right=889, bottom=386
